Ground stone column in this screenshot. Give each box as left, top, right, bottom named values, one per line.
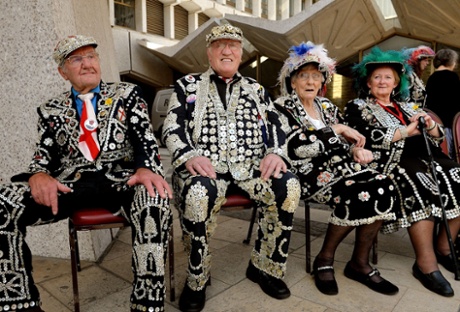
left=279, top=0, right=289, bottom=19
left=164, top=4, right=175, bottom=39
left=292, top=0, right=302, bottom=15
left=267, top=0, right=276, bottom=20
left=0, top=0, right=120, bottom=261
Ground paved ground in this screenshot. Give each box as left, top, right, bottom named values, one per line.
left=31, top=148, right=460, bottom=311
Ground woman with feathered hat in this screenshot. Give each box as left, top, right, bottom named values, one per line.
left=275, top=42, right=399, bottom=296
left=345, top=46, right=460, bottom=297
left=403, top=45, right=435, bottom=106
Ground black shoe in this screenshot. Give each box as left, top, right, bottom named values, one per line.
left=436, top=252, right=456, bottom=273
left=344, top=262, right=399, bottom=295
left=412, top=262, right=454, bottom=297
left=179, top=283, right=206, bottom=312
left=246, top=261, right=291, bottom=299
left=312, top=258, right=338, bottom=295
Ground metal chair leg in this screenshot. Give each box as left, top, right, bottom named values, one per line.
left=243, top=205, right=258, bottom=245
left=168, top=224, right=175, bottom=301
left=68, top=220, right=81, bottom=312
left=305, top=201, right=311, bottom=273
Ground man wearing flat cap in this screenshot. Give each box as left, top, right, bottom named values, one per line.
left=163, top=24, right=300, bottom=311
left=0, top=35, right=172, bottom=312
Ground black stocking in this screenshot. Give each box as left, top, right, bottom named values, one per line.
left=315, top=224, right=354, bottom=280
left=349, top=220, right=384, bottom=282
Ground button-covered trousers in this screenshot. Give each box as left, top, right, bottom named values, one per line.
left=172, top=171, right=300, bottom=291
left=0, top=176, right=171, bottom=312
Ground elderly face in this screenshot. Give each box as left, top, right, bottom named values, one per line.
left=58, top=45, right=101, bottom=94
left=207, top=39, right=242, bottom=78
left=367, top=66, right=399, bottom=101
left=291, top=64, right=323, bottom=103
left=419, top=58, right=431, bottom=71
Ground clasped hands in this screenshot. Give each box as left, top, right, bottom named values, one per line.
left=332, top=123, right=374, bottom=164
left=185, top=153, right=287, bottom=181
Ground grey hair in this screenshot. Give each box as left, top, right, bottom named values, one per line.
left=433, top=49, right=459, bottom=69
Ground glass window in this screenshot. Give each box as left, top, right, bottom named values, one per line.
left=114, top=0, right=135, bottom=29
left=261, top=0, right=268, bottom=18
left=375, top=0, right=397, bottom=19
left=174, top=5, right=188, bottom=40
left=147, top=0, right=163, bottom=35
left=198, top=13, right=210, bottom=27
left=227, top=0, right=236, bottom=8
left=245, top=0, right=253, bottom=13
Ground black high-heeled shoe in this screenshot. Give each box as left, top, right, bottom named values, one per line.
left=312, top=258, right=338, bottom=295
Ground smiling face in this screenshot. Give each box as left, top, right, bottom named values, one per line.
left=290, top=64, right=323, bottom=104
left=207, top=39, right=242, bottom=78
left=367, top=66, right=400, bottom=102
left=58, top=45, right=101, bottom=94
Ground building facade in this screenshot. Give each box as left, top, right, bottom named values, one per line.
left=109, top=0, right=460, bottom=112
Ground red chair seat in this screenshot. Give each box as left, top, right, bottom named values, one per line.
left=72, top=207, right=126, bottom=226
left=222, top=194, right=254, bottom=208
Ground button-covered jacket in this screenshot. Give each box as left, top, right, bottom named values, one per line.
left=163, top=68, right=287, bottom=181
left=14, top=81, right=163, bottom=183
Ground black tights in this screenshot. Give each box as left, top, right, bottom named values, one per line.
left=315, top=221, right=383, bottom=281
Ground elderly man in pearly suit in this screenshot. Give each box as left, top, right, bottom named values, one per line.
left=0, top=35, right=172, bottom=312
left=163, top=24, right=301, bottom=312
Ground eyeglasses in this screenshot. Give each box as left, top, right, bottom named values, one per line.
left=211, top=41, right=241, bottom=51
left=66, top=52, right=99, bottom=66
left=296, top=72, right=322, bottom=81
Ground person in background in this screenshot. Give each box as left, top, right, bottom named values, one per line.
left=275, top=42, right=398, bottom=296
left=425, top=48, right=460, bottom=159
left=345, top=47, right=460, bottom=297
left=0, top=35, right=172, bottom=312
left=162, top=24, right=300, bottom=312
left=403, top=45, right=435, bottom=106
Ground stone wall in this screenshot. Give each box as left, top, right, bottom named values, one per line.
left=0, top=0, right=120, bottom=260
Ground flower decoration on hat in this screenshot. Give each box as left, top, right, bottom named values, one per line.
left=53, top=35, right=98, bottom=66
left=403, top=45, right=435, bottom=67
left=278, top=41, right=336, bottom=96
left=206, top=24, right=244, bottom=47
left=352, top=46, right=412, bottom=101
